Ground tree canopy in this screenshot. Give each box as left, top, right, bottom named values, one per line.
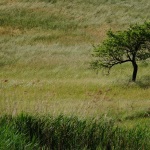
left=92, top=22, right=150, bottom=81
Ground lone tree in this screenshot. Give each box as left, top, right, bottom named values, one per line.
left=92, top=22, right=150, bottom=82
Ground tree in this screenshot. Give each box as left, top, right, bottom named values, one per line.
left=92, top=22, right=150, bottom=82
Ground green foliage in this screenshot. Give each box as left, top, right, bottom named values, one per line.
left=92, top=22, right=150, bottom=69
left=92, top=22, right=150, bottom=81
left=1, top=114, right=150, bottom=150
left=0, top=115, right=39, bottom=150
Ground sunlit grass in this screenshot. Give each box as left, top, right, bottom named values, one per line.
left=0, top=0, right=150, bottom=123
left=0, top=1, right=150, bottom=149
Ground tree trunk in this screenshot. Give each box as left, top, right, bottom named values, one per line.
left=132, top=61, right=138, bottom=82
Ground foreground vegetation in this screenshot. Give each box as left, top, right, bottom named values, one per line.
left=0, top=0, right=150, bottom=149
left=0, top=114, right=150, bottom=150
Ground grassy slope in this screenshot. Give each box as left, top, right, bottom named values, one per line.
left=0, top=0, right=150, bottom=122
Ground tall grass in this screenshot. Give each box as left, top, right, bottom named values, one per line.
left=0, top=0, right=150, bottom=122
left=0, top=115, right=39, bottom=150
left=0, top=114, right=150, bottom=150
left=1, top=0, right=150, bottom=30
left=0, top=8, right=78, bottom=30
left=0, top=0, right=150, bottom=148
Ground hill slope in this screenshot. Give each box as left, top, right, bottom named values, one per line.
left=0, top=0, right=150, bottom=119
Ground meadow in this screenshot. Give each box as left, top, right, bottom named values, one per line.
left=0, top=0, right=150, bottom=149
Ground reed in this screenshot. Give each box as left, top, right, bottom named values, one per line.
left=0, top=114, right=150, bottom=150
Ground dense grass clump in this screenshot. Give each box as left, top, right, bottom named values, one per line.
left=0, top=114, right=149, bottom=150
left=0, top=115, right=39, bottom=150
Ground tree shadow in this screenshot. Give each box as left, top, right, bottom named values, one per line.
left=136, top=75, right=150, bottom=89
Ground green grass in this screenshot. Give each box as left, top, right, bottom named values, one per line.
left=0, top=115, right=39, bottom=150
left=0, top=114, right=150, bottom=150
left=0, top=1, right=150, bottom=148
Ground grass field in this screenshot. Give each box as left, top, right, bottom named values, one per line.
left=0, top=0, right=150, bottom=149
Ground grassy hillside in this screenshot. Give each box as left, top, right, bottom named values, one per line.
left=0, top=0, right=150, bottom=121
left=0, top=0, right=150, bottom=149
